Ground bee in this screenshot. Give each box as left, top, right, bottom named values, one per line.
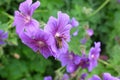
left=56, top=37, right=62, bottom=49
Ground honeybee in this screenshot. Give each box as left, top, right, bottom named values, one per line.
left=56, top=37, right=62, bottom=49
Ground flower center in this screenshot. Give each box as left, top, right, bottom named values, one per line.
left=55, top=32, right=60, bottom=37
left=91, top=54, right=96, bottom=59
left=69, top=54, right=73, bottom=60
left=38, top=41, right=45, bottom=47
left=25, top=16, right=31, bottom=23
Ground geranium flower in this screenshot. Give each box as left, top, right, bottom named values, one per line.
left=0, top=30, right=8, bottom=45
left=20, top=29, right=56, bottom=58
left=88, top=42, right=101, bottom=72
left=44, top=76, right=52, bottom=80
left=13, top=0, right=40, bottom=35
left=44, top=11, right=72, bottom=55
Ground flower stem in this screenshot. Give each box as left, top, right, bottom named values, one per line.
left=89, top=0, right=110, bottom=17
left=55, top=66, right=65, bottom=73
left=98, top=59, right=111, bottom=66
left=98, top=59, right=119, bottom=74
left=1, top=11, right=14, bottom=20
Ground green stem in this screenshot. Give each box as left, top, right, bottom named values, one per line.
left=98, top=59, right=111, bottom=66
left=89, top=0, right=110, bottom=17
left=1, top=11, right=14, bottom=20
left=55, top=67, right=64, bottom=73
left=98, top=59, right=119, bottom=74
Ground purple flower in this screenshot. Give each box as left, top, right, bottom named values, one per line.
left=80, top=37, right=87, bottom=44
left=44, top=11, right=72, bottom=55
left=58, top=51, right=80, bottom=73
left=62, top=74, right=69, bottom=80
left=58, top=51, right=80, bottom=66
left=103, top=73, right=120, bottom=80
left=89, top=73, right=120, bottom=80
left=58, top=52, right=74, bottom=66
left=13, top=0, right=40, bottom=35
left=20, top=29, right=56, bottom=58
left=88, top=75, right=101, bottom=80
left=79, top=73, right=87, bottom=80
left=88, top=42, right=101, bottom=72
left=44, top=76, right=52, bottom=80
left=78, top=54, right=89, bottom=69
left=72, top=30, right=79, bottom=36
left=0, top=30, right=8, bottom=45
left=69, top=17, right=79, bottom=27
left=86, top=28, right=94, bottom=37
left=66, top=63, right=78, bottom=73
left=118, top=0, right=120, bottom=3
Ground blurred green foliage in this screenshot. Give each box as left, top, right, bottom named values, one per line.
left=0, top=0, right=120, bottom=80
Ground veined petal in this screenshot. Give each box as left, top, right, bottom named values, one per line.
left=30, top=1, right=40, bottom=16
left=57, top=11, right=70, bottom=29
left=19, top=0, right=32, bottom=15
left=59, top=24, right=72, bottom=41
left=44, top=16, right=57, bottom=34
left=13, top=11, right=25, bottom=27
left=88, top=75, right=101, bottom=80
left=40, top=46, right=53, bottom=58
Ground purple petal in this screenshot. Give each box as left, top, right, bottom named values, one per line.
left=1, top=32, right=8, bottom=39
left=19, top=0, right=32, bottom=15
left=88, top=42, right=101, bottom=72
left=59, top=24, right=72, bottom=42
left=74, top=55, right=81, bottom=65
left=40, top=46, right=53, bottom=58
left=94, top=42, right=101, bottom=49
left=66, top=63, right=78, bottom=73
left=86, top=28, right=94, bottom=37
left=62, top=74, right=69, bottom=80
left=44, top=16, right=57, bottom=34
left=102, top=73, right=120, bottom=80
left=80, top=73, right=88, bottom=80
left=30, top=1, right=40, bottom=16
left=80, top=38, right=87, bottom=44
left=0, top=40, right=5, bottom=45
left=57, top=11, right=70, bottom=29
left=13, top=11, right=25, bottom=27
left=44, top=76, right=52, bottom=80
left=70, top=17, right=79, bottom=27
left=58, top=53, right=69, bottom=66
left=0, top=30, right=8, bottom=45
left=88, top=75, right=101, bottom=80
left=72, top=30, right=79, bottom=36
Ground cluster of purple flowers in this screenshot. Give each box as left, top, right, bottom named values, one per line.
left=13, top=0, right=119, bottom=80
left=0, top=30, right=8, bottom=45
left=58, top=42, right=101, bottom=73
left=44, top=74, right=69, bottom=80
left=44, top=72, right=120, bottom=80
left=13, top=0, right=78, bottom=58
left=88, top=73, right=120, bottom=80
